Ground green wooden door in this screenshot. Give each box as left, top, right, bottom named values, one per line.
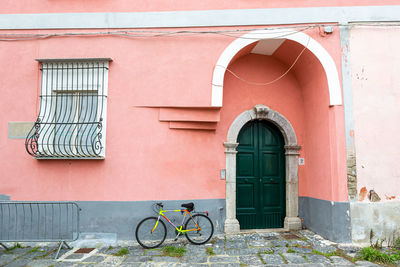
left=236, top=120, right=286, bottom=229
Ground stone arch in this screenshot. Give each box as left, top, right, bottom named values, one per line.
left=224, top=104, right=301, bottom=233
left=211, top=28, right=342, bottom=107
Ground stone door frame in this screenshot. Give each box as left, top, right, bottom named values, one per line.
left=224, top=104, right=301, bottom=233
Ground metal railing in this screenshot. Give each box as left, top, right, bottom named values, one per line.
left=25, top=60, right=109, bottom=159
left=0, top=202, right=81, bottom=258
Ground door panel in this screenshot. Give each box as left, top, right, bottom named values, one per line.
left=236, top=120, right=285, bottom=229
left=262, top=153, right=279, bottom=176
left=237, top=184, right=255, bottom=208
left=237, top=153, right=255, bottom=177
left=262, top=184, right=281, bottom=206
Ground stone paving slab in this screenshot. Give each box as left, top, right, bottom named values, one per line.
left=290, top=247, right=313, bottom=254
left=0, top=230, right=394, bottom=267
left=331, top=255, right=356, bottom=266
left=304, top=253, right=332, bottom=264
left=261, top=254, right=286, bottom=264
left=209, top=255, right=238, bottom=263
left=209, top=264, right=240, bottom=267
left=238, top=255, right=263, bottom=265
left=180, top=255, right=208, bottom=263
left=281, top=253, right=308, bottom=264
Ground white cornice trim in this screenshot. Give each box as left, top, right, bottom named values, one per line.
left=0, top=6, right=400, bottom=30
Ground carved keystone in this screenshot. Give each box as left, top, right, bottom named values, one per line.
left=253, top=104, right=270, bottom=120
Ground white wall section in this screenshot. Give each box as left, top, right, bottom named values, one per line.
left=0, top=6, right=399, bottom=29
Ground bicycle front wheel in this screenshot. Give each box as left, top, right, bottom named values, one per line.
left=184, top=214, right=214, bottom=245
left=135, top=217, right=167, bottom=249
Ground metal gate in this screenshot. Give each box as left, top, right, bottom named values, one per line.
left=0, top=202, right=80, bottom=258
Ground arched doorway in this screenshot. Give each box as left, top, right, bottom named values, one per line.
left=224, top=104, right=301, bottom=233
left=236, top=120, right=286, bottom=229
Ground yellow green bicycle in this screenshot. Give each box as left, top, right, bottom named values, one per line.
left=135, top=202, right=214, bottom=249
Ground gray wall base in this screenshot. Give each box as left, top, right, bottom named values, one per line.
left=299, top=196, right=351, bottom=243
left=76, top=199, right=225, bottom=240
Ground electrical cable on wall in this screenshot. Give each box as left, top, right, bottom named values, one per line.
left=213, top=36, right=310, bottom=86
left=0, top=26, right=311, bottom=41
left=0, top=22, right=398, bottom=41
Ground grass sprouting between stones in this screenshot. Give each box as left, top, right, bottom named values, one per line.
left=257, top=251, right=266, bottom=264
left=360, top=246, right=400, bottom=265
left=4, top=243, right=23, bottom=253
left=263, top=250, right=274, bottom=254
left=278, top=252, right=288, bottom=264
left=287, top=248, right=295, bottom=253
left=312, top=249, right=340, bottom=258
left=28, top=247, right=40, bottom=253
left=394, top=237, right=400, bottom=250
left=206, top=247, right=215, bottom=255
left=114, top=247, right=130, bottom=256
left=313, top=248, right=358, bottom=263
left=4, top=243, right=24, bottom=254
left=302, top=255, right=310, bottom=262
left=161, top=246, right=186, bottom=258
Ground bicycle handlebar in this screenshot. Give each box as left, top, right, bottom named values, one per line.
left=152, top=202, right=164, bottom=214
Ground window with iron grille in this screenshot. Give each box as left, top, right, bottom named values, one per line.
left=25, top=58, right=111, bottom=159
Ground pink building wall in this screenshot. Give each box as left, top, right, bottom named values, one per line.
left=1, top=25, right=347, bottom=203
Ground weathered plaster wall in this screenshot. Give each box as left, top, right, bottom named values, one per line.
left=350, top=26, right=400, bottom=200
left=350, top=25, right=400, bottom=243
left=351, top=202, right=400, bottom=245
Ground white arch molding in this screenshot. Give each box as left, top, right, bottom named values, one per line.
left=211, top=28, right=343, bottom=107
left=224, top=105, right=301, bottom=233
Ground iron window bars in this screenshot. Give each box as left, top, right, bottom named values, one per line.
left=25, top=58, right=111, bottom=159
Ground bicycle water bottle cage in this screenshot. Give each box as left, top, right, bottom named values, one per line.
left=181, top=202, right=194, bottom=212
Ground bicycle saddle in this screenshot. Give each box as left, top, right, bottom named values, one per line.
left=181, top=202, right=194, bottom=212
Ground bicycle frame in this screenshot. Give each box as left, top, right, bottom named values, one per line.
left=152, top=208, right=200, bottom=238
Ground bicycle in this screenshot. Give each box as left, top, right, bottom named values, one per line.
left=135, top=202, right=214, bottom=249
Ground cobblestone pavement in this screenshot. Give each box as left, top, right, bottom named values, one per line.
left=0, top=230, right=395, bottom=266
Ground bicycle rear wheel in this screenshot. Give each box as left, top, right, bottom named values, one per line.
left=184, top=214, right=214, bottom=245
left=135, top=217, right=167, bottom=249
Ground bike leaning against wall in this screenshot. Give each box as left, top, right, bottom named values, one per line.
left=135, top=202, right=214, bottom=249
